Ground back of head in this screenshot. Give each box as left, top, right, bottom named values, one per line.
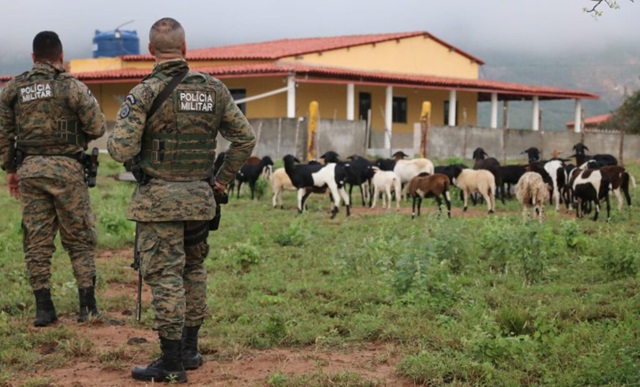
left=149, top=17, right=185, bottom=56
left=33, top=31, right=62, bottom=62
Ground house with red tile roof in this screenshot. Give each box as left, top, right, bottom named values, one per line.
left=566, top=113, right=613, bottom=132
left=1, top=31, right=598, bottom=150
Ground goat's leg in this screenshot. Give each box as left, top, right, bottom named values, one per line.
left=604, top=194, right=611, bottom=222
left=371, top=186, right=379, bottom=208
left=272, top=187, right=279, bottom=208
left=299, top=189, right=312, bottom=214
left=593, top=199, right=600, bottom=222
left=463, top=190, right=469, bottom=212
left=385, top=186, right=392, bottom=209
left=337, top=186, right=351, bottom=216
left=444, top=190, right=452, bottom=218
left=411, top=195, right=418, bottom=219
left=327, top=183, right=342, bottom=218
left=435, top=195, right=443, bottom=217
left=483, top=191, right=494, bottom=214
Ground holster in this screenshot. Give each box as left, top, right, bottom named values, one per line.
left=14, top=149, right=25, bottom=167
left=81, top=147, right=100, bottom=188
left=124, top=158, right=150, bottom=185
left=210, top=191, right=228, bottom=231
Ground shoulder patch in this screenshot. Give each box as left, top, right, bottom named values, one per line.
left=125, top=94, right=137, bottom=105
left=119, top=104, right=131, bottom=119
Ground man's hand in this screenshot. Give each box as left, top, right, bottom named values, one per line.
left=212, top=179, right=228, bottom=205
left=212, top=179, right=227, bottom=194
left=7, top=173, right=20, bottom=199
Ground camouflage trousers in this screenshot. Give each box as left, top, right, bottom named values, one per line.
left=20, top=176, right=98, bottom=290
left=137, top=221, right=209, bottom=340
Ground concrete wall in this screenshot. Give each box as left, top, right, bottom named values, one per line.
left=217, top=118, right=367, bottom=162
left=416, top=124, right=635, bottom=163
left=92, top=120, right=640, bottom=165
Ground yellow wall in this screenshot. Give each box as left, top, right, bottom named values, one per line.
left=88, top=83, right=139, bottom=123
left=69, top=57, right=124, bottom=73
left=222, top=77, right=288, bottom=117
left=88, top=75, right=478, bottom=131
left=280, top=35, right=479, bottom=79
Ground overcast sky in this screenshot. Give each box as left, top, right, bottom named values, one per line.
left=1, top=0, right=639, bottom=75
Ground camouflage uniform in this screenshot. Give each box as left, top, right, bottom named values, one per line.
left=0, top=62, right=106, bottom=291
left=107, top=58, right=255, bottom=340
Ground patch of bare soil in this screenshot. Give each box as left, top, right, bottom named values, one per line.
left=25, top=315, right=413, bottom=386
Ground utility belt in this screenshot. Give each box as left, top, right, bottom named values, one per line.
left=15, top=147, right=100, bottom=188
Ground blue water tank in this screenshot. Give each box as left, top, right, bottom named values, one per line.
left=92, top=29, right=140, bottom=58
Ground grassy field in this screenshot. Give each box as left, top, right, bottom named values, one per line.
left=1, top=155, right=640, bottom=386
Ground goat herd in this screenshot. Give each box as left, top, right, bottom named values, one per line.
left=219, top=142, right=635, bottom=222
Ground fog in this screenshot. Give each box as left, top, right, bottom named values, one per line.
left=1, top=0, right=638, bottom=75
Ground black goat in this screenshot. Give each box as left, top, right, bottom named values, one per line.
left=346, top=154, right=375, bottom=207
left=572, top=143, right=618, bottom=167
left=499, top=164, right=527, bottom=199
left=235, top=156, right=274, bottom=199
left=472, top=147, right=504, bottom=204
left=522, top=147, right=541, bottom=163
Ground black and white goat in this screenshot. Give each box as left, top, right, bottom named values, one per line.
left=282, top=154, right=350, bottom=218
left=570, top=167, right=612, bottom=221
left=234, top=156, right=274, bottom=199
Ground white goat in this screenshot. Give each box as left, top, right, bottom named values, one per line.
left=515, top=172, right=550, bottom=222
left=453, top=167, right=496, bottom=214
left=393, top=158, right=435, bottom=199
left=370, top=167, right=402, bottom=209
left=270, top=167, right=297, bottom=209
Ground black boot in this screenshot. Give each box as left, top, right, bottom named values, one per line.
left=78, top=286, right=99, bottom=322
left=182, top=325, right=204, bottom=370
left=132, top=337, right=187, bottom=383
left=33, top=288, right=58, bottom=327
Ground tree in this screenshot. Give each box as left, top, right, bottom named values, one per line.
left=600, top=89, right=640, bottom=134
left=585, top=0, right=635, bottom=15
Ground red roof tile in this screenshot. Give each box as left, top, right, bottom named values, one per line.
left=566, top=113, right=612, bottom=127
left=122, top=31, right=485, bottom=65
left=23, top=62, right=594, bottom=101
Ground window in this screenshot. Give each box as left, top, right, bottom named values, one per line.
left=229, top=88, right=246, bottom=115
left=359, top=92, right=371, bottom=121
left=444, top=101, right=458, bottom=126
left=392, top=96, right=407, bottom=123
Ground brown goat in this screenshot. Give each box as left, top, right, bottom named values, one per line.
left=408, top=173, right=451, bottom=218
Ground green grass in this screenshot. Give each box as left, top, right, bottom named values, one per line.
left=1, top=154, right=640, bottom=385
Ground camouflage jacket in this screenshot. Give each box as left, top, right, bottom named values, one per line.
left=107, top=58, right=255, bottom=222
left=0, top=62, right=106, bottom=179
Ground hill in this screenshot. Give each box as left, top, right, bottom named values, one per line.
left=475, top=44, right=640, bottom=131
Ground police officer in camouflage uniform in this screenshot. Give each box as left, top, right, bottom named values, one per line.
left=107, top=18, right=255, bottom=383
left=0, top=31, right=106, bottom=327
